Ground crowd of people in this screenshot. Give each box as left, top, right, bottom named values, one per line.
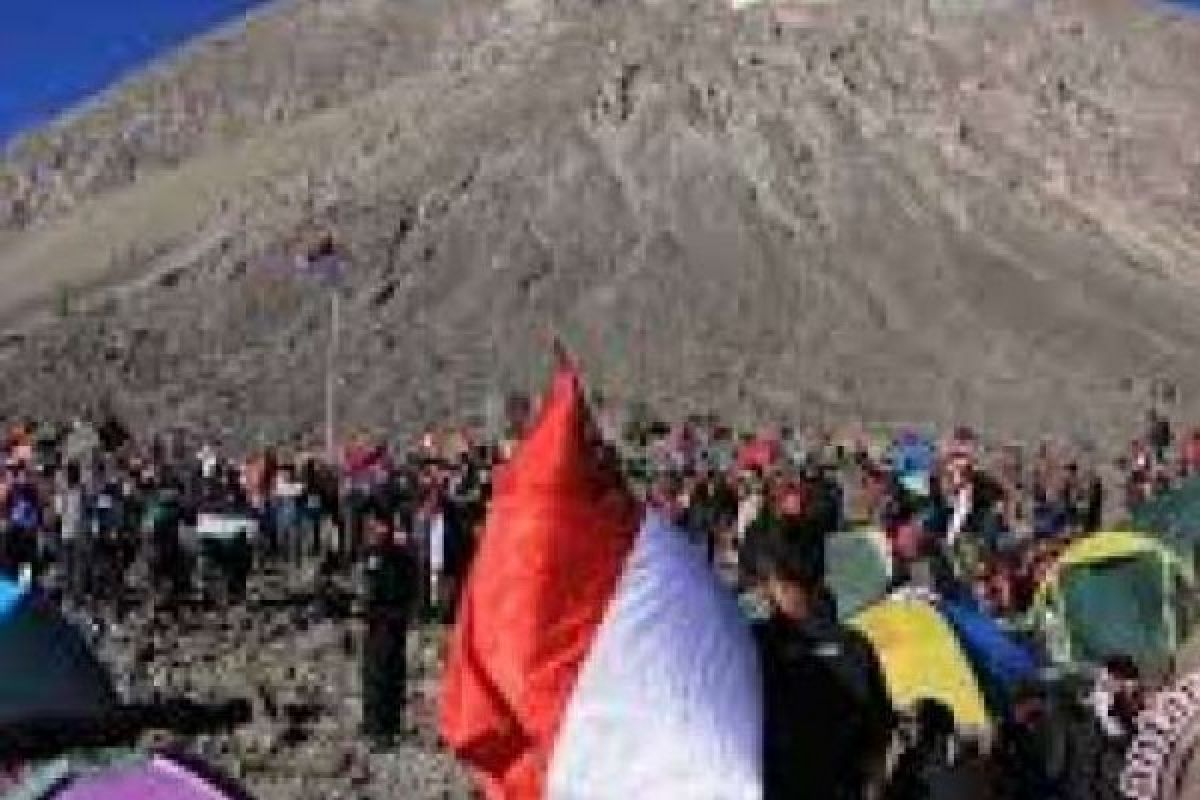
left=0, top=404, right=1197, bottom=798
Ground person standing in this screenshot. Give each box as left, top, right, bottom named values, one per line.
left=55, top=463, right=89, bottom=606
left=994, top=682, right=1067, bottom=800
left=4, top=463, right=44, bottom=585
left=753, top=520, right=895, bottom=800
left=273, top=463, right=306, bottom=577
left=89, top=466, right=125, bottom=616
left=885, top=698, right=990, bottom=800
left=1147, top=410, right=1173, bottom=466
left=360, top=503, right=416, bottom=749
left=1082, top=470, right=1104, bottom=534
left=416, top=476, right=468, bottom=624
left=144, top=478, right=188, bottom=613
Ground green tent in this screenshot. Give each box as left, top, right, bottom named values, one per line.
left=826, top=529, right=893, bottom=620
left=1132, top=478, right=1200, bottom=567
left=1033, top=531, right=1196, bottom=674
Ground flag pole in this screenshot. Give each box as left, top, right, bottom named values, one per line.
left=326, top=289, right=339, bottom=464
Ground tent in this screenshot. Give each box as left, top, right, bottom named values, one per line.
left=0, top=577, right=117, bottom=726
left=1031, top=531, right=1196, bottom=673
left=1132, top=478, right=1200, bottom=565
left=6, top=751, right=253, bottom=800
left=938, top=600, right=1039, bottom=710
left=825, top=529, right=893, bottom=620
left=852, top=596, right=990, bottom=731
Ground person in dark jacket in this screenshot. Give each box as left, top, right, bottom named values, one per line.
left=885, top=698, right=991, bottom=800
left=995, top=682, right=1067, bottom=800
left=754, top=519, right=894, bottom=800
left=1148, top=410, right=1173, bottom=465
left=2, top=467, right=43, bottom=584
left=414, top=477, right=468, bottom=624
left=360, top=503, right=417, bottom=749
left=1058, top=655, right=1143, bottom=800
left=144, top=481, right=188, bottom=612
left=1082, top=471, right=1104, bottom=534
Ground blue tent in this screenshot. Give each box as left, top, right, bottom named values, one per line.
left=939, top=600, right=1039, bottom=710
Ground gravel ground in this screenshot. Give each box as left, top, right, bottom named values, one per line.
left=89, top=566, right=474, bottom=800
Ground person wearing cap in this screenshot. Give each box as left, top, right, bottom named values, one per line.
left=753, top=516, right=894, bottom=799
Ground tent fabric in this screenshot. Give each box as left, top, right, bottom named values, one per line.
left=826, top=529, right=893, bottom=620
left=0, top=580, right=117, bottom=726
left=441, top=361, right=761, bottom=799
left=852, top=597, right=990, bottom=731
left=1132, top=479, right=1200, bottom=562
left=1033, top=532, right=1194, bottom=671
left=1133, top=478, right=1200, bottom=536
left=54, top=753, right=248, bottom=800
left=0, top=576, right=24, bottom=619
left=1058, top=553, right=1168, bottom=668
left=1048, top=530, right=1188, bottom=575
left=938, top=601, right=1038, bottom=709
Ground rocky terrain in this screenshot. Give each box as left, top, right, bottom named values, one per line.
left=91, top=567, right=472, bottom=799
left=1, top=0, right=1199, bottom=447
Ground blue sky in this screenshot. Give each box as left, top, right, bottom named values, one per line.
left=0, top=0, right=266, bottom=143
left=1, top=0, right=1198, bottom=145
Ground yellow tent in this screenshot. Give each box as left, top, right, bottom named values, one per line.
left=852, top=596, right=990, bottom=731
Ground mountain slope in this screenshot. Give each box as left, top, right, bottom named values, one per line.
left=1, top=0, right=1198, bottom=445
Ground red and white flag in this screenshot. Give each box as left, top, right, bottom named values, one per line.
left=440, top=359, right=762, bottom=799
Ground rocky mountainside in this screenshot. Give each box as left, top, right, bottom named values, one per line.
left=1, top=0, right=1199, bottom=446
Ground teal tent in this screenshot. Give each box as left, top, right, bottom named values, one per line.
left=1032, top=532, right=1196, bottom=673
left=1132, top=478, right=1200, bottom=567
left=826, top=529, right=893, bottom=620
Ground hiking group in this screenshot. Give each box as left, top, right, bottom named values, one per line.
left=1, top=395, right=1196, bottom=799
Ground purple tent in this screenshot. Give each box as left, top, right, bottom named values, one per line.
left=54, top=753, right=252, bottom=800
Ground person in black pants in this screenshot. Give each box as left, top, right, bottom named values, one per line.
left=360, top=503, right=416, bottom=749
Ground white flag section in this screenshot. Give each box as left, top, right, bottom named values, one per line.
left=546, top=512, right=764, bottom=800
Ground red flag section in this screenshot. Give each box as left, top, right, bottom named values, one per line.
left=439, top=362, right=640, bottom=799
